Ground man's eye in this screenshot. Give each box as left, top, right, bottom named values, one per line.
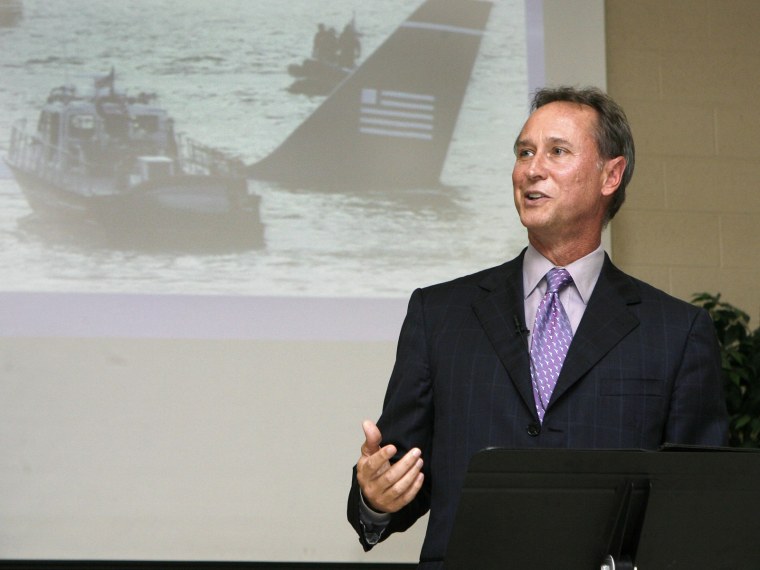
left=517, top=148, right=534, bottom=158
left=551, top=147, right=567, bottom=155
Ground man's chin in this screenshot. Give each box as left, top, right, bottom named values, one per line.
left=518, top=211, right=553, bottom=232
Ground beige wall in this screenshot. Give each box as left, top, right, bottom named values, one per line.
left=606, top=0, right=760, bottom=326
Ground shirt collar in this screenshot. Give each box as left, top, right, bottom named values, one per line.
left=523, top=243, right=605, bottom=304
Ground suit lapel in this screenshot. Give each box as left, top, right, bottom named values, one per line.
left=550, top=255, right=641, bottom=405
left=472, top=253, right=537, bottom=418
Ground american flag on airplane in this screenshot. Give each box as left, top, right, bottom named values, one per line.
left=359, top=88, right=435, bottom=141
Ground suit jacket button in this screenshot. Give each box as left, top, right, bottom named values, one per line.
left=527, top=423, right=541, bottom=437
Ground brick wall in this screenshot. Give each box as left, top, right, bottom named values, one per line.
left=606, top=0, right=760, bottom=324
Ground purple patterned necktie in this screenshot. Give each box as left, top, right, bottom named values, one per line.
left=530, top=268, right=574, bottom=423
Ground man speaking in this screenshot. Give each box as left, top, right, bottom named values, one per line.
left=347, top=87, right=728, bottom=568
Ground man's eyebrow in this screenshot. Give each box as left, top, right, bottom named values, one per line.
left=514, top=136, right=573, bottom=151
left=513, top=137, right=531, bottom=152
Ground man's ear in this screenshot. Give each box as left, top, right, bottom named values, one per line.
left=601, top=156, right=626, bottom=197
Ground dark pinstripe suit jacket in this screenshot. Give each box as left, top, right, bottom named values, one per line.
left=348, top=251, right=728, bottom=568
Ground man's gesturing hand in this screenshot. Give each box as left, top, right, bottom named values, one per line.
left=356, top=419, right=424, bottom=514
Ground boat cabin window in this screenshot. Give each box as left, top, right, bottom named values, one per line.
left=133, top=114, right=160, bottom=135
left=68, top=114, right=96, bottom=140
left=37, top=110, right=61, bottom=146
left=102, top=111, right=129, bottom=139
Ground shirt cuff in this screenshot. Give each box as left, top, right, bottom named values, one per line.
left=358, top=490, right=391, bottom=545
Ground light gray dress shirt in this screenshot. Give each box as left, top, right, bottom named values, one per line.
left=522, top=243, right=605, bottom=336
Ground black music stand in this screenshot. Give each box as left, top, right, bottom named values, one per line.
left=444, top=446, right=760, bottom=569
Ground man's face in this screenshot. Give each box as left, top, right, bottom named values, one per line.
left=512, top=101, right=621, bottom=248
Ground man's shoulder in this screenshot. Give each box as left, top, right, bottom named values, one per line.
left=420, top=256, right=522, bottom=297
left=603, top=260, right=703, bottom=317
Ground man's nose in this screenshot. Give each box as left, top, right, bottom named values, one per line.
left=526, top=153, right=547, bottom=179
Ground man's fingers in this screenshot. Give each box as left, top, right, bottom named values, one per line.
left=359, top=442, right=396, bottom=476
left=363, top=448, right=424, bottom=513
left=386, top=450, right=423, bottom=493
left=360, top=419, right=382, bottom=457
left=374, top=447, right=420, bottom=484
left=394, top=466, right=424, bottom=508
left=356, top=420, right=426, bottom=513
left=364, top=447, right=421, bottom=492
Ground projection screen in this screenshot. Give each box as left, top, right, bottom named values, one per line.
left=0, top=0, right=606, bottom=563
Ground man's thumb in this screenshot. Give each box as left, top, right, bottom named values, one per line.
left=361, top=419, right=382, bottom=456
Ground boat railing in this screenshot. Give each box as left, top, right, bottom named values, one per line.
left=7, top=119, right=99, bottom=194
left=177, top=134, right=246, bottom=179
left=7, top=120, right=246, bottom=191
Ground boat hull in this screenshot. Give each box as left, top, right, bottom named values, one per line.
left=287, top=58, right=351, bottom=96
left=7, top=162, right=264, bottom=251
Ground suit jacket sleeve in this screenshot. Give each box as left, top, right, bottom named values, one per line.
left=663, top=306, right=729, bottom=446
left=348, top=288, right=434, bottom=550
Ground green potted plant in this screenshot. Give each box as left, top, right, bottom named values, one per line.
left=692, top=293, right=760, bottom=448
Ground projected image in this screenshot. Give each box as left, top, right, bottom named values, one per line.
left=6, top=70, right=263, bottom=252
left=0, top=0, right=529, bottom=297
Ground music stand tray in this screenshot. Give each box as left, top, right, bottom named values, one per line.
left=444, top=446, right=760, bottom=569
